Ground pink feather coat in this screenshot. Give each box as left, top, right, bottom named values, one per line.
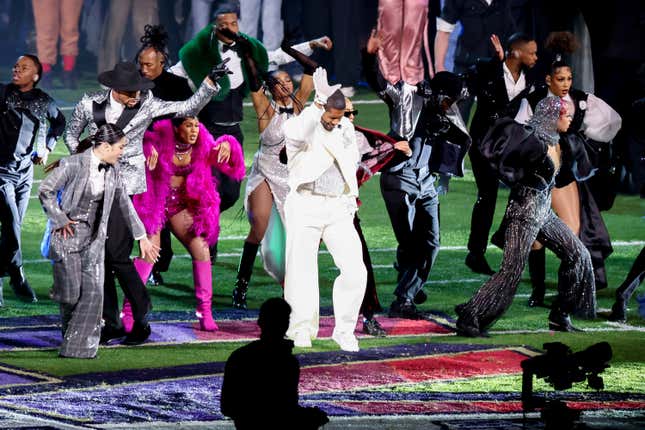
left=133, top=119, right=246, bottom=245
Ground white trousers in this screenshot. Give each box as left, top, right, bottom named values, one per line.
left=284, top=192, right=367, bottom=340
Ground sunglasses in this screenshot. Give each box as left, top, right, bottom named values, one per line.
left=343, top=110, right=358, bottom=118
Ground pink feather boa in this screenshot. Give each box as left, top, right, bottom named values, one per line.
left=133, top=119, right=246, bottom=245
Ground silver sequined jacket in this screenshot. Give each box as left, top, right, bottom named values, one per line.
left=64, top=80, right=218, bottom=195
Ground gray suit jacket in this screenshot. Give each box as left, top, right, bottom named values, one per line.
left=64, top=80, right=218, bottom=195
left=39, top=150, right=145, bottom=263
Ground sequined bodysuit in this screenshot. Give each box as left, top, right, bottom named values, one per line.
left=166, top=162, right=194, bottom=218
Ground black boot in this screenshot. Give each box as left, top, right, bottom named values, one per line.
left=607, top=299, right=627, bottom=323
left=465, top=252, right=495, bottom=276
left=9, top=266, right=37, bottom=302
left=548, top=308, right=582, bottom=332
left=232, top=241, right=259, bottom=310
left=528, top=248, right=546, bottom=307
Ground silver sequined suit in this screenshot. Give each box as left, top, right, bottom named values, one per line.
left=244, top=110, right=291, bottom=221
left=64, top=81, right=218, bottom=195
left=456, top=182, right=596, bottom=333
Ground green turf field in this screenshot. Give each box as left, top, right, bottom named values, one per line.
left=0, top=82, right=643, bottom=397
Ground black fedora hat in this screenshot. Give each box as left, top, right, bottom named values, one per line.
left=98, top=62, right=155, bottom=91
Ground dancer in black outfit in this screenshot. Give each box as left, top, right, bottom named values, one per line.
left=456, top=96, right=596, bottom=337
left=608, top=247, right=645, bottom=323
left=464, top=33, right=538, bottom=276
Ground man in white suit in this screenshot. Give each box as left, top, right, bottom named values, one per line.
left=282, top=68, right=367, bottom=352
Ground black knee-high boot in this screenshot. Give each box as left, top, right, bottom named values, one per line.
left=528, top=248, right=546, bottom=307
left=232, top=241, right=259, bottom=310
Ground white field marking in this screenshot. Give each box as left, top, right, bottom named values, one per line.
left=57, top=99, right=385, bottom=112
left=22, top=240, right=644, bottom=265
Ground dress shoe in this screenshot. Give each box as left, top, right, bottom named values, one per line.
left=413, top=289, right=427, bottom=305
left=332, top=331, right=359, bottom=352
left=465, top=253, right=495, bottom=276
left=147, top=271, right=164, bottom=286
left=527, top=291, right=546, bottom=308
left=548, top=310, right=583, bottom=332
left=292, top=331, right=312, bottom=348
left=123, top=322, right=151, bottom=345
left=607, top=300, right=627, bottom=323
left=9, top=267, right=37, bottom=302
left=389, top=299, right=427, bottom=320
left=362, top=318, right=387, bottom=337
left=100, top=326, right=126, bottom=345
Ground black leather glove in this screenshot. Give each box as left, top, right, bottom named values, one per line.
left=218, top=28, right=253, bottom=53
left=280, top=38, right=318, bottom=75
left=208, top=58, right=232, bottom=82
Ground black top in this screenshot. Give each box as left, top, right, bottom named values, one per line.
left=480, top=117, right=554, bottom=189
left=0, top=83, right=65, bottom=164
left=151, top=70, right=194, bottom=102
left=466, top=57, right=534, bottom=142
left=440, top=0, right=516, bottom=70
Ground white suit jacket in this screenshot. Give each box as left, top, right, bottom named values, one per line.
left=283, top=104, right=359, bottom=197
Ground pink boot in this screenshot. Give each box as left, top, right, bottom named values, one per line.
left=193, top=260, right=219, bottom=331
left=120, top=299, right=134, bottom=333
left=121, top=258, right=154, bottom=333
left=134, top=258, right=154, bottom=284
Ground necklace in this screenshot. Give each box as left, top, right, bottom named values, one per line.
left=175, top=142, right=193, bottom=161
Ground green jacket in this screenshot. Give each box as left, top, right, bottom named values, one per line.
left=179, top=25, right=269, bottom=102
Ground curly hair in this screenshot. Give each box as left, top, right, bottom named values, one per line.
left=135, top=24, right=170, bottom=68
left=545, top=31, right=580, bottom=75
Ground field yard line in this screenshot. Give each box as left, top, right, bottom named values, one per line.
left=23, top=240, right=644, bottom=264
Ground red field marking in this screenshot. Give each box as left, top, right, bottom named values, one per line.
left=300, top=348, right=529, bottom=393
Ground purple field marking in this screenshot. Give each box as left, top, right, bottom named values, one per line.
left=0, top=315, right=454, bottom=350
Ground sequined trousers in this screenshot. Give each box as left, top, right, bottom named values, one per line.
left=456, top=181, right=596, bottom=333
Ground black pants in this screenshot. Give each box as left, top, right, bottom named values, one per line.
left=102, top=198, right=151, bottom=329
left=152, top=226, right=173, bottom=274
left=354, top=214, right=381, bottom=319
left=467, top=145, right=499, bottom=256
left=380, top=172, right=440, bottom=303
left=615, top=247, right=645, bottom=304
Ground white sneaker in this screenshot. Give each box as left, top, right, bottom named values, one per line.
left=340, top=86, right=356, bottom=97
left=292, top=331, right=312, bottom=348
left=332, top=331, right=359, bottom=352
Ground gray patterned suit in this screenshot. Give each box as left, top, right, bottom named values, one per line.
left=39, top=150, right=145, bottom=358
left=64, top=80, right=218, bottom=195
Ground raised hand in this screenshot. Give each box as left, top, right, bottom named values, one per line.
left=367, top=29, right=382, bottom=54
left=310, top=36, right=333, bottom=51
left=490, top=34, right=504, bottom=61
left=208, top=57, right=233, bottom=82
left=312, top=67, right=341, bottom=105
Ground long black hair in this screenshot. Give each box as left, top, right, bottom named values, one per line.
left=45, top=124, right=125, bottom=173
left=135, top=24, right=170, bottom=68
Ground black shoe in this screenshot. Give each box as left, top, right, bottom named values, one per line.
left=607, top=300, right=627, bottom=323
left=548, top=310, right=583, bottom=332
left=232, top=277, right=249, bottom=310
left=465, top=253, right=495, bottom=276
left=148, top=271, right=164, bottom=286
left=123, top=323, right=151, bottom=345
left=413, top=289, right=427, bottom=305
left=527, top=292, right=546, bottom=308
left=9, top=267, right=37, bottom=302
left=100, top=326, right=126, bottom=345
left=389, top=299, right=426, bottom=320
left=363, top=318, right=387, bottom=337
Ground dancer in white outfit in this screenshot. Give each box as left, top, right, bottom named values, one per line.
left=282, top=68, right=367, bottom=352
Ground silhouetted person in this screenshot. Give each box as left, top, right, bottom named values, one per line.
left=220, top=298, right=329, bottom=429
